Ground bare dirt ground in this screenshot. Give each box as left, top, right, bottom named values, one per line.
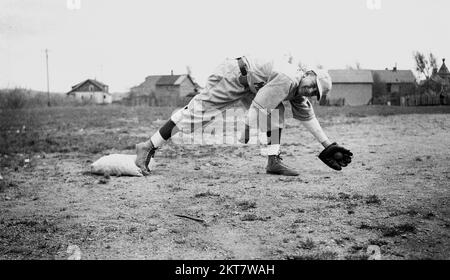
left=1, top=105, right=449, bottom=260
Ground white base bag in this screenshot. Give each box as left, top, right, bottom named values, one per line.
left=90, top=154, right=155, bottom=177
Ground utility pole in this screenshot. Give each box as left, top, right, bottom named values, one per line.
left=45, top=49, right=50, bottom=106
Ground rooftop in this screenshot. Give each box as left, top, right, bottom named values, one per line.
left=68, top=79, right=109, bottom=94
left=438, top=58, right=449, bottom=76
left=328, top=70, right=374, bottom=84
left=371, top=70, right=416, bottom=83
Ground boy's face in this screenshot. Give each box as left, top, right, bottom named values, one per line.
left=298, top=72, right=319, bottom=98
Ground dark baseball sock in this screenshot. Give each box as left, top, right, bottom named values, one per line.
left=159, top=119, right=177, bottom=140
left=267, top=128, right=282, bottom=145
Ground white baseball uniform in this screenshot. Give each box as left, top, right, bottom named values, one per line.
left=171, top=55, right=316, bottom=134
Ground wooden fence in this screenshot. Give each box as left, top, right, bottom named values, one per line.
left=400, top=92, right=450, bottom=106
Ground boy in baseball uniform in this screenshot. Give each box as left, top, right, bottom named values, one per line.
left=135, top=55, right=353, bottom=176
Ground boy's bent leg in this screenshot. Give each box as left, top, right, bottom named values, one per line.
left=135, top=141, right=157, bottom=176
left=135, top=114, right=181, bottom=175
left=264, top=103, right=299, bottom=176
left=266, top=128, right=299, bottom=176
left=136, top=85, right=245, bottom=175
left=136, top=58, right=247, bottom=175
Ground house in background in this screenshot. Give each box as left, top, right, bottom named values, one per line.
left=67, top=79, right=112, bottom=104
left=417, top=58, right=450, bottom=105
left=433, top=58, right=450, bottom=87
left=326, top=70, right=374, bottom=106
left=127, top=73, right=199, bottom=106
left=371, top=68, right=416, bottom=105
left=438, top=59, right=450, bottom=79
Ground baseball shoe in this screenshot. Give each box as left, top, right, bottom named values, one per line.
left=266, top=154, right=299, bottom=176
left=135, top=140, right=157, bottom=176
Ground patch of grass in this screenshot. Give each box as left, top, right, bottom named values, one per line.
left=358, top=222, right=417, bottom=237
left=348, top=244, right=365, bottom=253
left=368, top=239, right=388, bottom=246
left=306, top=192, right=363, bottom=202
left=292, top=208, right=305, bottom=213
left=297, top=238, right=316, bottom=250
left=346, top=112, right=368, bottom=118
left=0, top=106, right=173, bottom=155
left=405, top=209, right=419, bottom=216
left=287, top=251, right=338, bottom=260
left=424, top=212, right=435, bottom=219
left=240, top=214, right=270, bottom=222
left=365, top=194, right=382, bottom=204
left=304, top=193, right=337, bottom=201
left=0, top=180, right=18, bottom=193
left=236, top=200, right=257, bottom=211
left=166, top=184, right=185, bottom=192
left=240, top=214, right=257, bottom=221
left=382, top=223, right=417, bottom=237
left=338, top=192, right=351, bottom=200
left=193, top=191, right=220, bottom=198
left=351, top=194, right=364, bottom=200
left=0, top=216, right=72, bottom=259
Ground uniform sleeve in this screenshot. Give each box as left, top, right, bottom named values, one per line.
left=290, top=96, right=316, bottom=121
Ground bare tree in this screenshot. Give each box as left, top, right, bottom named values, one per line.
left=413, top=51, right=438, bottom=80
left=284, top=52, right=308, bottom=71
left=345, top=61, right=361, bottom=70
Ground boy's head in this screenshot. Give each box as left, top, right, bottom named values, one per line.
left=298, top=70, right=332, bottom=100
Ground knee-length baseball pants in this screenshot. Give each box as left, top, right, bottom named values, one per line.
left=170, top=58, right=285, bottom=135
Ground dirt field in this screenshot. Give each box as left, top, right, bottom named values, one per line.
left=1, top=105, right=449, bottom=260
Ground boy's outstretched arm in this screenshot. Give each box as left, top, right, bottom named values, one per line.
left=300, top=116, right=353, bottom=171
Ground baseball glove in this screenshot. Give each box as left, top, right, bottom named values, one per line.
left=318, top=142, right=353, bottom=171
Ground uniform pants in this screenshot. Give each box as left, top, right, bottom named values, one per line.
left=171, top=58, right=285, bottom=135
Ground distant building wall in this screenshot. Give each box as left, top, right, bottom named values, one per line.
left=373, top=83, right=416, bottom=105
left=178, top=79, right=197, bottom=106
left=74, top=82, right=108, bottom=93
left=179, top=79, right=196, bottom=97
left=154, top=85, right=180, bottom=106
left=69, top=91, right=112, bottom=104
left=128, top=75, right=198, bottom=107
left=329, top=84, right=372, bottom=105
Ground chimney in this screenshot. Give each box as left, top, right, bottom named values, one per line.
left=171, top=70, right=173, bottom=76
left=393, top=63, right=397, bottom=72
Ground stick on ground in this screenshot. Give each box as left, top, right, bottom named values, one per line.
left=174, top=214, right=207, bottom=225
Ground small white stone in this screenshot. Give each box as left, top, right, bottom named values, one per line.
left=67, top=244, right=82, bottom=260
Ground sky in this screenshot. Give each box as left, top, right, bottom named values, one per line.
left=1, top=0, right=449, bottom=93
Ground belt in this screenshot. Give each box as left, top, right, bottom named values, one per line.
left=236, top=57, right=249, bottom=88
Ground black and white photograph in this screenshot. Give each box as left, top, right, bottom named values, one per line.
left=0, top=0, right=449, bottom=263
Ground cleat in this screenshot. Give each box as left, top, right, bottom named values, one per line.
left=135, top=141, right=157, bottom=176
left=266, top=154, right=299, bottom=176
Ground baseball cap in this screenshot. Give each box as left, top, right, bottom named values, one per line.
left=310, top=69, right=332, bottom=100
